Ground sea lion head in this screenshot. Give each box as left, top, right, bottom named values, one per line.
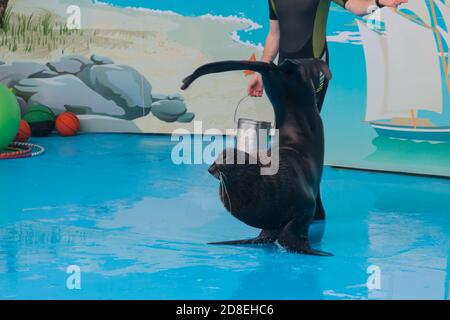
left=208, top=148, right=265, bottom=221
left=208, top=148, right=258, bottom=181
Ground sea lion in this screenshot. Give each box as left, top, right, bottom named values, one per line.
left=181, top=58, right=332, bottom=256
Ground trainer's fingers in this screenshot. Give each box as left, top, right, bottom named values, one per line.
left=248, top=79, right=256, bottom=95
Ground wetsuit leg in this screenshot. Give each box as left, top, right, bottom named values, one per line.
left=313, top=68, right=329, bottom=221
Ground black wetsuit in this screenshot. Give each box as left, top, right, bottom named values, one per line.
left=269, top=0, right=347, bottom=219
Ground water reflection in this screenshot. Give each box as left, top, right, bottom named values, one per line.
left=0, top=135, right=449, bottom=299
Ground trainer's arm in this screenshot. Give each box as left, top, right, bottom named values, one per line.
left=261, top=20, right=280, bottom=63
left=247, top=10, right=280, bottom=97
left=342, top=0, right=408, bottom=16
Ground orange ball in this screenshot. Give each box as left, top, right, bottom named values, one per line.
left=15, top=120, right=31, bottom=142
left=55, top=112, right=80, bottom=137
left=65, top=111, right=80, bottom=128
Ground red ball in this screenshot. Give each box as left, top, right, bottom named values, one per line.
left=15, top=120, right=31, bottom=142
left=55, top=112, right=80, bottom=137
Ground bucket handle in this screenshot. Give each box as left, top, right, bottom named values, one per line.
left=233, top=95, right=276, bottom=130
left=233, top=95, right=250, bottom=126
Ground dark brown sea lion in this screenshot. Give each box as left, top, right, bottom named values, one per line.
left=181, top=58, right=332, bottom=256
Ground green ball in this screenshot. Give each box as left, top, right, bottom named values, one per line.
left=0, top=85, right=21, bottom=151
left=23, top=105, right=56, bottom=137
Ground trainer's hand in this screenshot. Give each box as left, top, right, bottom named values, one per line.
left=247, top=73, right=263, bottom=97
left=379, top=0, right=408, bottom=7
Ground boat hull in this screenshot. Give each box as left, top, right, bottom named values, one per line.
left=370, top=122, right=450, bottom=142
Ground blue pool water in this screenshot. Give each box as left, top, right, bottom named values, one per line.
left=0, top=134, right=449, bottom=300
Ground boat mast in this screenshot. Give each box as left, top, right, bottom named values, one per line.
left=428, top=0, right=450, bottom=93
left=410, top=110, right=418, bottom=128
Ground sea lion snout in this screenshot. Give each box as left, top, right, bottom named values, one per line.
left=208, top=148, right=239, bottom=180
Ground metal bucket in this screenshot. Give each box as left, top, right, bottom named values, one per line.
left=234, top=96, right=272, bottom=158
left=236, top=118, right=272, bottom=158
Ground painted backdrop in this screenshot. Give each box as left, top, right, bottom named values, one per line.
left=1, top=0, right=450, bottom=177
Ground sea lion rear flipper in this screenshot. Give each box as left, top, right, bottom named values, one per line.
left=291, top=243, right=333, bottom=257
left=209, top=229, right=280, bottom=246
left=181, top=61, right=276, bottom=90
left=278, top=218, right=333, bottom=256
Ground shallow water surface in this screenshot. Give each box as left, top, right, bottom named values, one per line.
left=0, top=134, right=449, bottom=299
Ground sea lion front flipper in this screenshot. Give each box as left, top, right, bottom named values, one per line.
left=278, top=218, right=333, bottom=256
left=209, top=229, right=280, bottom=246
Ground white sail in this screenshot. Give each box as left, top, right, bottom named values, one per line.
left=357, top=20, right=388, bottom=121
left=399, top=0, right=432, bottom=25
left=383, top=8, right=443, bottom=114
left=357, top=20, right=413, bottom=121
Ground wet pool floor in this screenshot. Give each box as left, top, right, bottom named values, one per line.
left=0, top=134, right=449, bottom=299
